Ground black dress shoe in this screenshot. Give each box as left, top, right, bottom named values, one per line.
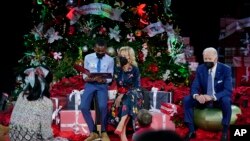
left=221, top=133, right=228, bottom=141
left=184, top=132, right=196, bottom=141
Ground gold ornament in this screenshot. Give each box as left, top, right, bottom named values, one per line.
left=74, top=59, right=83, bottom=66
left=194, top=105, right=241, bottom=131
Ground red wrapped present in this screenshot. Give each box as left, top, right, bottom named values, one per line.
left=233, top=57, right=250, bottom=67
left=51, top=96, right=68, bottom=110
left=150, top=111, right=175, bottom=131
left=60, top=110, right=95, bottom=136
left=235, top=66, right=250, bottom=86
left=160, top=103, right=177, bottom=116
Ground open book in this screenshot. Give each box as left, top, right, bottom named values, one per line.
left=83, top=68, right=112, bottom=79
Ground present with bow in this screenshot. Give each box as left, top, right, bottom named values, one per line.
left=149, top=87, right=173, bottom=110
left=67, top=89, right=84, bottom=110
left=233, top=57, right=250, bottom=86
left=51, top=97, right=63, bottom=125
left=51, top=96, right=68, bottom=110
left=160, top=103, right=177, bottom=116
left=60, top=110, right=95, bottom=135
left=60, top=89, right=96, bottom=135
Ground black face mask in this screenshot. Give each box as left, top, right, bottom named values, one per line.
left=119, top=56, right=128, bottom=67
left=204, top=62, right=214, bottom=69
left=96, top=52, right=105, bottom=59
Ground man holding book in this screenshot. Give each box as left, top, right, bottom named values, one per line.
left=81, top=38, right=114, bottom=141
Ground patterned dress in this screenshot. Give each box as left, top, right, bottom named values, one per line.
left=9, top=93, right=54, bottom=141
left=109, top=65, right=144, bottom=130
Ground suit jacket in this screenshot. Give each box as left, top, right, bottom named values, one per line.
left=191, top=62, right=233, bottom=100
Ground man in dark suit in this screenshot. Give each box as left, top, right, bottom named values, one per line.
left=183, top=47, right=233, bottom=141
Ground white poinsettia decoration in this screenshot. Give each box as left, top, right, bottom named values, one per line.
left=109, top=25, right=121, bottom=42
left=111, top=8, right=125, bottom=22
left=164, top=23, right=176, bottom=53
left=141, top=43, right=148, bottom=62
left=184, top=45, right=194, bottom=57
left=162, top=69, right=171, bottom=81
left=174, top=53, right=186, bottom=64
left=44, top=27, right=63, bottom=43
left=81, top=19, right=98, bottom=34
left=30, top=23, right=44, bottom=40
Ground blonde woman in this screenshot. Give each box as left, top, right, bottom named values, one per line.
left=109, top=46, right=143, bottom=141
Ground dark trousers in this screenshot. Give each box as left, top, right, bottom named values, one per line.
left=183, top=95, right=232, bottom=128
left=80, top=83, right=108, bottom=132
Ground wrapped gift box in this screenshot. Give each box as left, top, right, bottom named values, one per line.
left=233, top=57, right=250, bottom=67
left=224, top=47, right=238, bottom=58
left=149, top=91, right=173, bottom=109
left=150, top=111, right=175, bottom=131
left=235, top=66, right=250, bottom=86
left=160, top=103, right=177, bottom=116
left=67, top=90, right=117, bottom=110
left=60, top=110, right=95, bottom=136
left=51, top=96, right=68, bottom=110
left=66, top=89, right=85, bottom=110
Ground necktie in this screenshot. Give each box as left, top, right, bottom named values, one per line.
left=207, top=70, right=213, bottom=96
left=97, top=59, right=101, bottom=72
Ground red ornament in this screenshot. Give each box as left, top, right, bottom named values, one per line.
left=138, top=50, right=144, bottom=63
left=68, top=25, right=75, bottom=36
left=98, top=25, right=107, bottom=35
left=149, top=64, right=159, bottom=73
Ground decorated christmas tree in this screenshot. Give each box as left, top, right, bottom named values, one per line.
left=17, top=0, right=191, bottom=85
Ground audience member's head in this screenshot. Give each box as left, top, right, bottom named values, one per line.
left=135, top=130, right=183, bottom=141
left=137, top=109, right=152, bottom=128
left=22, top=66, right=53, bottom=100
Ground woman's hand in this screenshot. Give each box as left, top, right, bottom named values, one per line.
left=115, top=94, right=124, bottom=108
